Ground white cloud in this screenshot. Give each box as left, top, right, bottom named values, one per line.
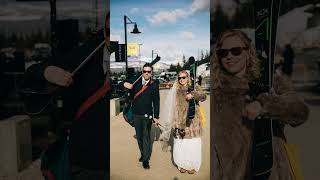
left=191, top=0, right=210, bottom=13
left=146, top=0, right=209, bottom=26
left=130, top=8, right=139, bottom=14
left=110, top=28, right=124, bottom=42
left=180, top=31, right=195, bottom=40
left=146, top=9, right=190, bottom=25
left=110, top=33, right=122, bottom=43
left=138, top=33, right=209, bottom=65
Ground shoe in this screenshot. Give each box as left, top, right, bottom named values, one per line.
left=179, top=168, right=186, bottom=173
left=139, top=156, right=143, bottom=162
left=187, top=169, right=196, bottom=174
left=143, top=161, right=150, bottom=169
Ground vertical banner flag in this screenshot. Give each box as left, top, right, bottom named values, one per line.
left=127, top=43, right=139, bottom=60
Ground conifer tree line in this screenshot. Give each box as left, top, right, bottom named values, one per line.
left=0, top=26, right=95, bottom=49
left=168, top=51, right=210, bottom=73
left=211, top=0, right=319, bottom=41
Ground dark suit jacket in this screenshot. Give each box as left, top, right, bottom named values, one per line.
left=23, top=32, right=108, bottom=171
left=127, top=76, right=160, bottom=119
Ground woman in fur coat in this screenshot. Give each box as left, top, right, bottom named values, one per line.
left=211, top=30, right=309, bottom=180
left=162, top=70, right=207, bottom=174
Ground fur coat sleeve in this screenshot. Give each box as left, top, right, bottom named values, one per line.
left=191, top=86, right=207, bottom=102
left=256, top=74, right=309, bottom=127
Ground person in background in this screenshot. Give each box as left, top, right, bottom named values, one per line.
left=22, top=11, right=110, bottom=180
left=211, top=29, right=309, bottom=180
left=169, top=70, right=206, bottom=174
left=123, top=63, right=160, bottom=169
left=198, top=75, right=202, bottom=86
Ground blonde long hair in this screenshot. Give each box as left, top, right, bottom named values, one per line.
left=212, top=30, right=260, bottom=88
left=176, top=70, right=191, bottom=89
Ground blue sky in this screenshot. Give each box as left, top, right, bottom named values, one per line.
left=110, top=0, right=210, bottom=65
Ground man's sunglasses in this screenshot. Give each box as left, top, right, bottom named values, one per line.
left=178, top=76, right=187, bottom=80
left=216, top=47, right=248, bottom=58
left=143, top=70, right=152, bottom=74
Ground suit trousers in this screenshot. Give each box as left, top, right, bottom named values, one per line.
left=133, top=114, right=152, bottom=162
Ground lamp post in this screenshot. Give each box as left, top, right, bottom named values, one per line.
left=124, top=15, right=141, bottom=76
left=138, top=43, right=143, bottom=71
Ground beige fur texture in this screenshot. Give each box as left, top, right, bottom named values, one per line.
left=172, top=85, right=207, bottom=139
left=211, top=73, right=309, bottom=180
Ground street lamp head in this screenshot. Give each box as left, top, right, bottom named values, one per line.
left=131, top=23, right=141, bottom=34
left=124, top=15, right=141, bottom=77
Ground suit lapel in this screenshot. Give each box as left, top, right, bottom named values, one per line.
left=144, top=79, right=153, bottom=87
left=135, top=78, right=154, bottom=96
left=135, top=78, right=143, bottom=92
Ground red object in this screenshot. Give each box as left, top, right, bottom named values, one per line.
left=42, top=170, right=55, bottom=180
left=75, top=79, right=110, bottom=120
left=133, top=80, right=154, bottom=100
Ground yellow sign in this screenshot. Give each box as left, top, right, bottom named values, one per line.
left=127, top=43, right=139, bottom=56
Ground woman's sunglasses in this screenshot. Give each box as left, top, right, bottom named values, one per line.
left=216, top=47, right=248, bottom=58
left=178, top=76, right=187, bottom=80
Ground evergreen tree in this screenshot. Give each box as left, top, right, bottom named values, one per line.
left=168, top=64, right=176, bottom=72
left=44, top=31, right=50, bottom=43
left=205, top=50, right=210, bottom=59
left=30, top=30, right=37, bottom=47
left=0, top=32, right=6, bottom=48
left=35, top=28, right=44, bottom=42
left=16, top=33, right=25, bottom=49
left=9, top=33, right=18, bottom=46
left=182, top=54, right=186, bottom=65
left=231, top=2, right=254, bottom=28
left=25, top=34, right=33, bottom=48
left=182, top=54, right=188, bottom=69
left=176, top=62, right=182, bottom=73
left=212, top=3, right=231, bottom=40
left=200, top=50, right=204, bottom=60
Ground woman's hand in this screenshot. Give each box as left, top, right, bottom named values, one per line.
left=186, top=93, right=194, bottom=100
left=242, top=101, right=263, bottom=120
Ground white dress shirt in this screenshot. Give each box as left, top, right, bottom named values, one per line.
left=142, top=77, right=150, bottom=86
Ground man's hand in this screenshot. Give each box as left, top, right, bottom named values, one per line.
left=124, top=82, right=133, bottom=89
left=242, top=101, right=263, bottom=120
left=186, top=93, right=194, bottom=100
left=44, top=66, right=73, bottom=87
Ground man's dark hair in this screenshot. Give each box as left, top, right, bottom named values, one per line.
left=143, top=63, right=153, bottom=71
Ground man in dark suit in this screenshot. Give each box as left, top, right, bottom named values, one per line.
left=22, top=29, right=109, bottom=179
left=123, top=63, right=160, bottom=169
